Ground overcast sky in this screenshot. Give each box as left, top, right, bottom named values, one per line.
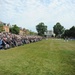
left=0, top=0, right=75, bottom=32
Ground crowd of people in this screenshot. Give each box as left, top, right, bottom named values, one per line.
left=0, top=32, right=42, bottom=50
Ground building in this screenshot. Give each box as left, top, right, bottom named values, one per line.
left=19, top=28, right=30, bottom=36
left=19, top=28, right=24, bottom=35
left=0, top=21, right=9, bottom=33
left=3, top=25, right=9, bottom=32
left=44, top=30, right=55, bottom=38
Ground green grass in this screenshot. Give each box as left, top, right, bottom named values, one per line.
left=0, top=39, right=75, bottom=75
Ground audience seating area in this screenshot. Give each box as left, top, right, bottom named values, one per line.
left=0, top=32, right=42, bottom=50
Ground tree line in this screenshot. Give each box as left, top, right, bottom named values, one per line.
left=36, top=22, right=75, bottom=38
left=0, top=21, right=75, bottom=38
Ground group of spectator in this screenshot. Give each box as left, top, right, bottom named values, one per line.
left=0, top=32, right=42, bottom=50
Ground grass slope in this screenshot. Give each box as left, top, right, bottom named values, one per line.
left=0, top=39, right=75, bottom=75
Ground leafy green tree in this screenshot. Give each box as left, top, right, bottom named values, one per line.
left=69, top=26, right=75, bottom=38
left=53, top=22, right=65, bottom=37
left=62, top=26, right=75, bottom=38
left=10, top=24, right=20, bottom=34
left=62, top=29, right=70, bottom=38
left=36, top=22, right=47, bottom=36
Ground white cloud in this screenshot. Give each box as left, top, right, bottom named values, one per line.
left=0, top=0, right=75, bottom=31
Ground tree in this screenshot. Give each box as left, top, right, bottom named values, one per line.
left=62, top=26, right=75, bottom=38
left=53, top=22, right=65, bottom=37
left=36, top=22, right=47, bottom=36
left=62, top=29, right=70, bottom=38
left=10, top=24, right=20, bottom=34
left=69, top=26, right=75, bottom=38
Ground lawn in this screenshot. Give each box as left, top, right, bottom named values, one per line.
left=0, top=39, right=75, bottom=75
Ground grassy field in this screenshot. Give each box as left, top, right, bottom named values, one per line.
left=0, top=39, right=75, bottom=75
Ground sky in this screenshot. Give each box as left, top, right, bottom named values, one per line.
left=0, top=0, right=75, bottom=32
